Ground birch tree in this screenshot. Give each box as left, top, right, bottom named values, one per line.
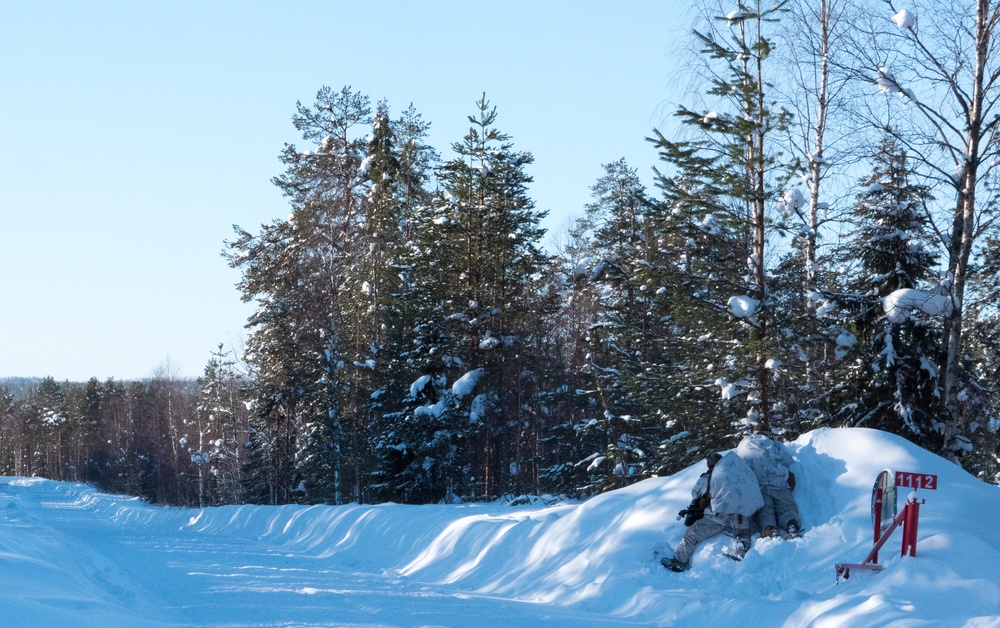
left=851, top=0, right=1000, bottom=460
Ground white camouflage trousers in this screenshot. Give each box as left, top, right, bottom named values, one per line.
left=672, top=512, right=749, bottom=565
left=758, top=485, right=800, bottom=530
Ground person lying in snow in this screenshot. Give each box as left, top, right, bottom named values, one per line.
left=663, top=451, right=764, bottom=572
left=737, top=433, right=802, bottom=539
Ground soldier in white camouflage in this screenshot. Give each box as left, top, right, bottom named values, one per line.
left=663, top=451, right=764, bottom=572
left=737, top=434, right=801, bottom=539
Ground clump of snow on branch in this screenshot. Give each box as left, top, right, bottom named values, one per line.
left=835, top=329, right=857, bottom=359
left=815, top=299, right=836, bottom=317
left=876, top=67, right=916, bottom=101
left=728, top=295, right=759, bottom=320
left=877, top=67, right=901, bottom=95
left=479, top=335, right=502, bottom=350
left=777, top=188, right=805, bottom=218
left=469, top=393, right=490, bottom=424
left=699, top=213, right=721, bottom=235
left=716, top=378, right=740, bottom=400
left=572, top=257, right=591, bottom=278
left=952, top=157, right=969, bottom=184
left=726, top=8, right=748, bottom=25
left=451, top=369, right=484, bottom=398
left=409, top=375, right=432, bottom=399
left=883, top=288, right=955, bottom=323
left=892, top=9, right=916, bottom=29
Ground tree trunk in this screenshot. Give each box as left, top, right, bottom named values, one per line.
left=940, top=0, right=992, bottom=461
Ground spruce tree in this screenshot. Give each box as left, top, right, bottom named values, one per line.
left=832, top=139, right=939, bottom=445
left=570, top=159, right=672, bottom=491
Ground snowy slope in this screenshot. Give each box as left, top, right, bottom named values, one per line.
left=1, top=427, right=999, bottom=627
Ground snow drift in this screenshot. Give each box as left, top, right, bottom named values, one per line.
left=1, top=427, right=999, bottom=626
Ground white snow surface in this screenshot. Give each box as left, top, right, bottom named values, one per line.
left=2, top=428, right=999, bottom=627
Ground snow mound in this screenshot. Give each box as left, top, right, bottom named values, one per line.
left=1, top=428, right=999, bottom=626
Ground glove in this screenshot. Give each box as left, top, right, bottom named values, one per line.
left=788, top=472, right=796, bottom=490
left=678, top=498, right=706, bottom=526
left=679, top=507, right=704, bottom=527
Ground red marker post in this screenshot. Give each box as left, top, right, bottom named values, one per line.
left=895, top=471, right=937, bottom=557
left=835, top=469, right=938, bottom=581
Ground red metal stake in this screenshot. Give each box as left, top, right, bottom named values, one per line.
left=837, top=470, right=933, bottom=582
left=902, top=496, right=922, bottom=557
left=873, top=486, right=883, bottom=563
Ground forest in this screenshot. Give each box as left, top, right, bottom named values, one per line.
left=3, top=0, right=1000, bottom=507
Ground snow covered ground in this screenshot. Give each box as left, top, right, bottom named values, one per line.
left=2, top=427, right=999, bottom=627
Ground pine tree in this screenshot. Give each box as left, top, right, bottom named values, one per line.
left=228, top=86, right=372, bottom=504
left=647, top=0, right=795, bottom=443
left=377, top=95, right=548, bottom=501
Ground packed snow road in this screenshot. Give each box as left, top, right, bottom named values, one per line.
left=0, top=478, right=641, bottom=627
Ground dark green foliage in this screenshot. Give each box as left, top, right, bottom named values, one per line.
left=374, top=94, right=551, bottom=501
left=828, top=140, right=941, bottom=446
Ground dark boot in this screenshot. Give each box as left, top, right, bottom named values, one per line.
left=662, top=556, right=688, bottom=572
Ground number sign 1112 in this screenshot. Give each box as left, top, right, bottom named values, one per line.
left=895, top=471, right=938, bottom=490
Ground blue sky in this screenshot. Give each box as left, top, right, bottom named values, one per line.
left=0, top=1, right=690, bottom=381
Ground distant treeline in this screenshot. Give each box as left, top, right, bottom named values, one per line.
left=0, top=355, right=247, bottom=507
left=0, top=378, right=45, bottom=400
